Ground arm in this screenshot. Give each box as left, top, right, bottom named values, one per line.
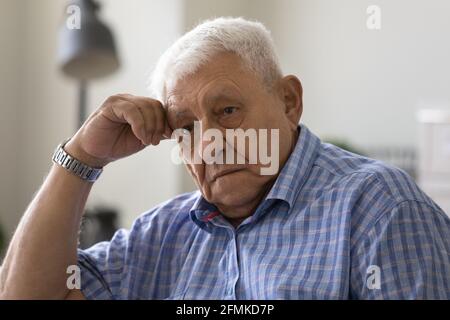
left=0, top=94, right=171, bottom=299
left=350, top=200, right=450, bottom=299
left=0, top=160, right=93, bottom=299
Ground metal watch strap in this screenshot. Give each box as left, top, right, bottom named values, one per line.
left=52, top=139, right=103, bottom=182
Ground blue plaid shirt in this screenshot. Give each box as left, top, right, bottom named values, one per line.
left=78, top=124, right=450, bottom=299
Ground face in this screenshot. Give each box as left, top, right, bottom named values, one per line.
left=166, top=52, right=303, bottom=220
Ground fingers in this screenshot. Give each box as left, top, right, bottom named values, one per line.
left=118, top=94, right=171, bottom=145
left=149, top=103, right=165, bottom=145
left=164, top=121, right=173, bottom=140
left=109, top=99, right=147, bottom=144
left=103, top=94, right=171, bottom=146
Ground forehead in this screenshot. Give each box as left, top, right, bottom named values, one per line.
left=165, top=52, right=256, bottom=107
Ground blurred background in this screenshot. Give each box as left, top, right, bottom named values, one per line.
left=1, top=0, right=450, bottom=257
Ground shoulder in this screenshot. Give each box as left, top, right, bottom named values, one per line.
left=312, top=143, right=447, bottom=233
left=315, top=142, right=436, bottom=206
left=127, top=191, right=202, bottom=242
left=349, top=197, right=450, bottom=299
left=138, top=191, right=200, bottom=223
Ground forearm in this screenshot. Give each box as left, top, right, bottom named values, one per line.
left=0, top=93, right=165, bottom=299
left=0, top=164, right=93, bottom=299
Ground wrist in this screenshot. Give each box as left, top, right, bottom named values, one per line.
left=64, top=139, right=109, bottom=169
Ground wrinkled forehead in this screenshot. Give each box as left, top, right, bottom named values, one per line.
left=164, top=52, right=257, bottom=108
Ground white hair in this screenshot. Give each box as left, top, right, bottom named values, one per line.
left=148, top=17, right=283, bottom=102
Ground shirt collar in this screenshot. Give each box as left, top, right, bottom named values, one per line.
left=265, top=124, right=321, bottom=208
left=189, top=193, right=219, bottom=231
left=189, top=123, right=321, bottom=230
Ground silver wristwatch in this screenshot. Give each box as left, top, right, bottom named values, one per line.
left=52, top=139, right=103, bottom=182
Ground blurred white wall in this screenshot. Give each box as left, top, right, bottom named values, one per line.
left=0, top=0, right=22, bottom=238
left=258, top=0, right=450, bottom=149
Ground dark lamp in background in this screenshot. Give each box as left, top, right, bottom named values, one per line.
left=57, top=0, right=120, bottom=128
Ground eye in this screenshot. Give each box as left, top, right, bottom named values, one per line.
left=223, top=106, right=238, bottom=115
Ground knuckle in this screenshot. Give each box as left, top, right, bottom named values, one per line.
left=134, top=122, right=145, bottom=132
left=103, top=95, right=121, bottom=104
left=145, top=97, right=163, bottom=108
left=133, top=113, right=144, bottom=124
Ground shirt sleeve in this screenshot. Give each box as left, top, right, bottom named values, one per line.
left=77, top=227, right=131, bottom=300
left=350, top=200, right=450, bottom=299
left=76, top=210, right=157, bottom=300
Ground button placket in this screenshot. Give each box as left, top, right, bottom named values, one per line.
left=225, top=228, right=240, bottom=299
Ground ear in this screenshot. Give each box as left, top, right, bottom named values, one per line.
left=279, top=75, right=303, bottom=129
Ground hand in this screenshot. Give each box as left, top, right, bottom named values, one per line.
left=64, top=94, right=172, bottom=168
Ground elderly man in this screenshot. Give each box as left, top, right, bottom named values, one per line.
left=1, top=17, right=449, bottom=300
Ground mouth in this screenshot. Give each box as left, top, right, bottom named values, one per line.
left=210, top=166, right=246, bottom=182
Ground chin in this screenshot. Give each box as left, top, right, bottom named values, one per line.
left=210, top=180, right=260, bottom=207
left=199, top=170, right=271, bottom=211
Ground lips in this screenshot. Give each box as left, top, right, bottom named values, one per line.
left=210, top=166, right=246, bottom=182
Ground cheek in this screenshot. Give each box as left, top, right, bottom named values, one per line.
left=185, top=163, right=206, bottom=186
left=186, top=163, right=216, bottom=201
left=244, top=103, right=282, bottom=131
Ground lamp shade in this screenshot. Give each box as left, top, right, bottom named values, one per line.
left=58, top=0, right=119, bottom=80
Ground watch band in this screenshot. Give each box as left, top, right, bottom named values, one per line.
left=52, top=139, right=103, bottom=182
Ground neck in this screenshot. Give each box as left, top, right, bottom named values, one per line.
left=218, top=183, right=272, bottom=227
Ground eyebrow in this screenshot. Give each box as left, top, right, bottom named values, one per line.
left=166, top=99, right=190, bottom=119
left=203, top=89, right=243, bottom=106
left=167, top=84, right=243, bottom=118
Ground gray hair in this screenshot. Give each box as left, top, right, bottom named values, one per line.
left=148, top=17, right=283, bottom=102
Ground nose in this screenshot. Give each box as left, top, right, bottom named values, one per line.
left=196, top=119, right=224, bottom=163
